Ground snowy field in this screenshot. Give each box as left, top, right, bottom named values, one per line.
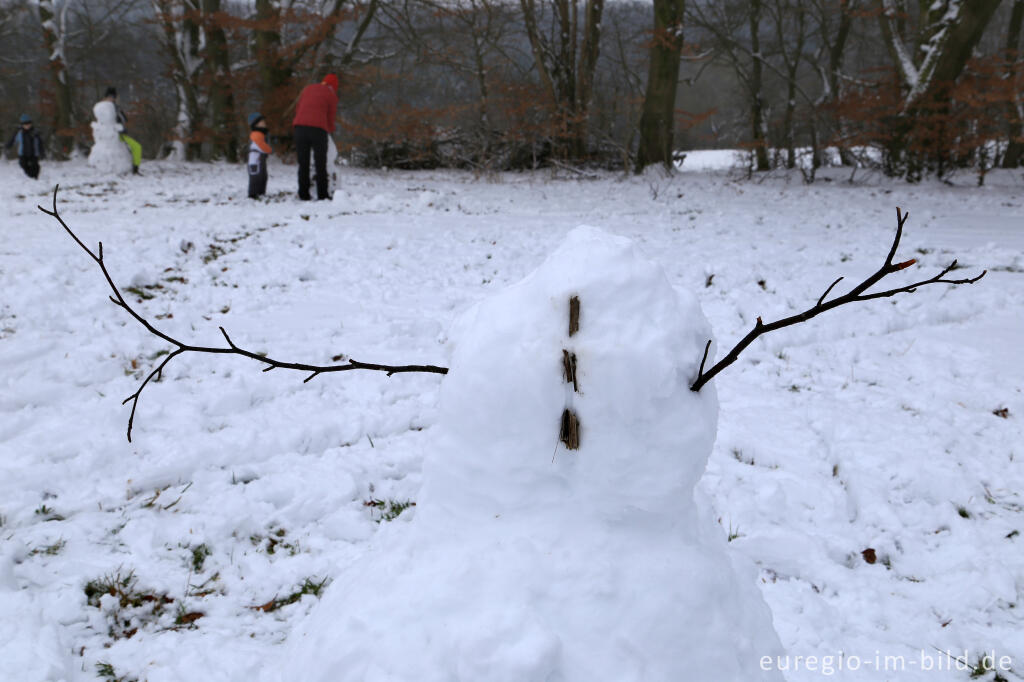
left=1, top=154, right=1022, bottom=681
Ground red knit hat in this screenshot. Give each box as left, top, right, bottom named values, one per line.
left=323, top=74, right=338, bottom=92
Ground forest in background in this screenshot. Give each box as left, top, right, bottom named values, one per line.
left=0, top=0, right=1021, bottom=179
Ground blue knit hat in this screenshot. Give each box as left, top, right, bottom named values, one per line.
left=248, top=112, right=264, bottom=128
left=19, top=114, right=31, bottom=124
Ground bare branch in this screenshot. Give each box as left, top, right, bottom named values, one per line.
left=690, top=208, right=986, bottom=392
left=40, top=186, right=448, bottom=441
left=817, top=276, right=843, bottom=306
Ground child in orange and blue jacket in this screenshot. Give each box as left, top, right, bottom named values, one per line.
left=247, top=113, right=272, bottom=199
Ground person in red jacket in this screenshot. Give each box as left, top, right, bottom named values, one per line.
left=292, top=73, right=338, bottom=200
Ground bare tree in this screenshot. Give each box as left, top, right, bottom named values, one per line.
left=202, top=0, right=237, bottom=161
left=807, top=0, right=860, bottom=166
left=252, top=0, right=379, bottom=131
left=765, top=0, right=810, bottom=169
left=877, top=0, right=1003, bottom=175
left=687, top=1, right=772, bottom=170
left=519, top=0, right=605, bottom=157
left=37, top=0, right=75, bottom=154
left=375, top=0, right=521, bottom=164
left=1001, top=0, right=1023, bottom=168
left=635, top=0, right=685, bottom=172
left=152, top=0, right=205, bottom=160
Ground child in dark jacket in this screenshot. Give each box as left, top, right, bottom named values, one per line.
left=6, top=114, right=44, bottom=179
left=247, top=113, right=272, bottom=199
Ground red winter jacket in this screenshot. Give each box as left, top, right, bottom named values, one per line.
left=293, top=83, right=337, bottom=133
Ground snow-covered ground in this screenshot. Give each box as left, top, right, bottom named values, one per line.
left=0, top=155, right=1022, bottom=681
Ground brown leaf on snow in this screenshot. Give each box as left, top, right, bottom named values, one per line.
left=861, top=548, right=877, bottom=564
left=251, top=599, right=278, bottom=613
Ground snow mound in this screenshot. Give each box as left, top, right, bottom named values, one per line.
left=277, top=226, right=783, bottom=682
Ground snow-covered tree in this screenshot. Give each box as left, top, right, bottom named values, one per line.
left=152, top=0, right=205, bottom=160
left=37, top=0, right=74, bottom=154
left=877, top=0, right=1003, bottom=176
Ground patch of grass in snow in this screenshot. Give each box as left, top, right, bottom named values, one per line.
left=731, top=448, right=755, bottom=467
left=202, top=243, right=228, bottom=263
left=250, top=527, right=298, bottom=556
left=957, top=506, right=972, bottom=519
left=364, top=498, right=416, bottom=523
left=140, top=482, right=193, bottom=511
left=123, top=285, right=158, bottom=301
left=187, top=570, right=222, bottom=598
left=94, top=662, right=136, bottom=682
left=34, top=504, right=65, bottom=521
left=969, top=654, right=1011, bottom=681
left=252, top=577, right=331, bottom=613
left=28, top=539, right=66, bottom=557
left=190, top=543, right=211, bottom=572
left=84, top=569, right=175, bottom=640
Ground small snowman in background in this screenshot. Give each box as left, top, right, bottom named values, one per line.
left=312, top=137, right=339, bottom=198
left=88, top=94, right=133, bottom=175
left=278, top=227, right=784, bottom=682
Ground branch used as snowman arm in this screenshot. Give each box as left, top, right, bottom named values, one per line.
left=39, top=185, right=448, bottom=442
left=690, top=208, right=986, bottom=392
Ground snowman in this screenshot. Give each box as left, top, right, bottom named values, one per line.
left=276, top=227, right=784, bottom=682
left=312, top=137, right=339, bottom=198
left=88, top=99, right=133, bottom=175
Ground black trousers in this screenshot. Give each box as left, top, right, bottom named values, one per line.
left=248, top=152, right=268, bottom=199
left=294, top=125, right=329, bottom=200
left=19, top=156, right=40, bottom=179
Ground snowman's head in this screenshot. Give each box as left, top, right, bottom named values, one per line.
left=421, top=227, right=718, bottom=527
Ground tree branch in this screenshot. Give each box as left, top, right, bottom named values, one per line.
left=39, top=186, right=448, bottom=442
left=690, top=207, right=986, bottom=392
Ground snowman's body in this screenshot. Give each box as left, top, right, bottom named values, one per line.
left=280, top=228, right=783, bottom=682
left=88, top=100, right=132, bottom=175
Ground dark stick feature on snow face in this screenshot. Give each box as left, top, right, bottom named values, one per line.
left=39, top=185, right=448, bottom=442
left=689, top=208, right=986, bottom=392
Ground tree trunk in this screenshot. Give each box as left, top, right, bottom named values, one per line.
left=39, top=1, right=74, bottom=156
left=202, top=0, right=237, bottom=162
left=749, top=0, right=770, bottom=171
left=831, top=0, right=856, bottom=165
left=781, top=3, right=806, bottom=170
left=784, top=72, right=796, bottom=169
left=254, top=0, right=291, bottom=130
left=520, top=0, right=603, bottom=159
left=635, top=0, right=685, bottom=172
left=1002, top=0, right=1024, bottom=168
left=154, top=0, right=204, bottom=160
left=573, top=0, right=604, bottom=157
